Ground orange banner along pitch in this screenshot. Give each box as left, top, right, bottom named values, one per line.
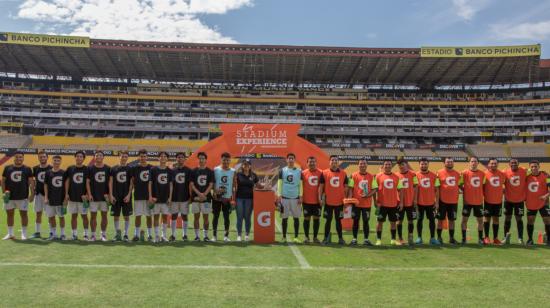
left=253, top=189, right=276, bottom=244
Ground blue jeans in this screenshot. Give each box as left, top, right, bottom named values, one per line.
left=236, top=198, right=253, bottom=236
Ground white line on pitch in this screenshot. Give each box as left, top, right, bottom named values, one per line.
left=274, top=220, right=311, bottom=269
left=1, top=262, right=550, bottom=271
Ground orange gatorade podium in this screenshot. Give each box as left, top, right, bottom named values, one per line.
left=253, top=189, right=276, bottom=244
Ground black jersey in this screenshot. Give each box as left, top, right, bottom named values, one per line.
left=33, top=164, right=52, bottom=196
left=64, top=165, right=89, bottom=202
left=149, top=166, right=173, bottom=203
left=2, top=164, right=33, bottom=200
left=171, top=165, right=193, bottom=202
left=87, top=165, right=110, bottom=202
left=45, top=169, right=65, bottom=206
left=191, top=167, right=214, bottom=202
left=110, top=165, right=132, bottom=199
left=132, top=164, right=151, bottom=201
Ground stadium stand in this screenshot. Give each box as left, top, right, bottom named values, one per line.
left=468, top=144, right=509, bottom=158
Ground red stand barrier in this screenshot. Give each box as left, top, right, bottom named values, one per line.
left=253, top=190, right=276, bottom=244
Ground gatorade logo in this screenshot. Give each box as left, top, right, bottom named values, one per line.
left=257, top=211, right=271, bottom=227
left=470, top=177, right=481, bottom=188
left=95, top=171, right=106, bottom=183
left=116, top=172, right=126, bottom=183
left=175, top=173, right=186, bottom=184
left=489, top=176, right=500, bottom=187
left=420, top=178, right=431, bottom=188
left=401, top=178, right=409, bottom=189
left=52, top=176, right=63, bottom=188
left=197, top=175, right=207, bottom=186
left=221, top=175, right=228, bottom=184
left=446, top=176, right=456, bottom=186
left=286, top=174, right=294, bottom=183
left=528, top=181, right=539, bottom=193
left=139, top=170, right=149, bottom=182
left=73, top=172, right=83, bottom=184
left=10, top=171, right=22, bottom=182
left=37, top=171, right=46, bottom=183
left=509, top=175, right=520, bottom=187
left=329, top=176, right=340, bottom=188
left=383, top=179, right=394, bottom=189
left=359, top=180, right=368, bottom=191
left=158, top=173, right=168, bottom=185
left=308, top=176, right=318, bottom=186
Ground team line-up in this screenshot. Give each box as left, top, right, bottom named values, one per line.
left=1, top=150, right=550, bottom=246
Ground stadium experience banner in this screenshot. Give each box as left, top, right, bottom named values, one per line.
left=0, top=32, right=90, bottom=48
left=420, top=44, right=541, bottom=58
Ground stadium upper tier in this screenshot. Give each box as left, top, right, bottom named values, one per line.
left=0, top=32, right=548, bottom=87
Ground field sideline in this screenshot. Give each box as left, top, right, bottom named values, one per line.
left=0, top=193, right=549, bottom=307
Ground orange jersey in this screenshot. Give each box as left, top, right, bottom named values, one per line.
left=321, top=168, right=348, bottom=206
left=503, top=168, right=527, bottom=203
left=348, top=171, right=375, bottom=208
left=302, top=168, right=322, bottom=205
left=373, top=172, right=402, bottom=208
left=483, top=169, right=505, bottom=205
left=397, top=171, right=417, bottom=207
left=416, top=171, right=439, bottom=206
left=461, top=169, right=485, bottom=206
left=437, top=168, right=460, bottom=204
left=525, top=172, right=550, bottom=210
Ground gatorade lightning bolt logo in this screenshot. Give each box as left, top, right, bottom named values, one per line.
left=383, top=179, right=394, bottom=189
left=420, top=178, right=431, bottom=188
left=116, top=171, right=127, bottom=183
left=139, top=170, right=149, bottom=182
left=329, top=176, right=340, bottom=188
left=528, top=181, right=539, bottom=193
left=489, top=176, right=500, bottom=187
left=158, top=173, right=168, bottom=185
left=509, top=175, right=520, bottom=187
left=95, top=171, right=106, bottom=183
left=445, top=177, right=456, bottom=186
left=73, top=172, right=83, bottom=184
left=197, top=175, right=207, bottom=186
left=308, top=176, right=318, bottom=186
left=10, top=171, right=22, bottom=182
left=175, top=173, right=186, bottom=184
left=52, top=176, right=63, bottom=188
left=470, top=177, right=481, bottom=188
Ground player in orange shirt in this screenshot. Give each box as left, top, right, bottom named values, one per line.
left=373, top=160, right=404, bottom=246
left=347, top=157, right=377, bottom=246
left=460, top=156, right=485, bottom=245
left=482, top=158, right=506, bottom=245
left=396, top=158, right=418, bottom=245
left=319, top=155, right=349, bottom=245
left=415, top=158, right=441, bottom=245
left=502, top=158, right=527, bottom=244
left=436, top=157, right=461, bottom=244
left=301, top=156, right=323, bottom=244
left=524, top=160, right=550, bottom=246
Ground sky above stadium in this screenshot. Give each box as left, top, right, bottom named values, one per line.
left=1, top=0, right=550, bottom=57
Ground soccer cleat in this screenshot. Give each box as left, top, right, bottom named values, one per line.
left=364, top=239, right=373, bottom=246
left=211, top=236, right=217, bottom=242
left=123, top=235, right=129, bottom=242
left=415, top=237, right=423, bottom=245
left=375, top=239, right=382, bottom=246
left=47, top=235, right=56, bottom=241
left=224, top=236, right=231, bottom=243
left=140, top=231, right=145, bottom=242
left=147, top=235, right=153, bottom=242
left=338, top=238, right=346, bottom=245
left=2, top=234, right=15, bottom=240
left=526, top=239, right=534, bottom=246
left=169, top=235, right=176, bottom=242
left=478, top=239, right=485, bottom=245
left=20, top=234, right=27, bottom=241
left=101, top=235, right=107, bottom=242
left=132, top=235, right=139, bottom=242
left=408, top=234, right=414, bottom=245
left=236, top=235, right=242, bottom=242
left=293, top=237, right=301, bottom=244
left=281, top=237, right=287, bottom=243
left=483, top=237, right=491, bottom=245
left=430, top=238, right=441, bottom=245
left=322, top=237, right=330, bottom=245
left=72, top=235, right=78, bottom=241
left=194, top=236, right=200, bottom=242
left=90, top=235, right=96, bottom=242
left=493, top=238, right=503, bottom=245
left=303, top=237, right=310, bottom=244
left=313, top=238, right=321, bottom=244
left=350, top=238, right=358, bottom=245
left=203, top=237, right=210, bottom=242
left=59, top=235, right=66, bottom=241
left=84, top=235, right=90, bottom=241
left=160, top=236, right=168, bottom=242
left=31, top=232, right=41, bottom=239
left=449, top=238, right=458, bottom=245
left=504, top=233, right=511, bottom=245
left=437, top=237, right=444, bottom=245
left=115, top=232, right=122, bottom=242
left=461, top=238, right=467, bottom=245
left=244, top=235, right=250, bottom=242
left=390, top=239, right=398, bottom=246
left=182, top=235, right=188, bottom=241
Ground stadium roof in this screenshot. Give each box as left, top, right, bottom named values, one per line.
left=0, top=32, right=548, bottom=87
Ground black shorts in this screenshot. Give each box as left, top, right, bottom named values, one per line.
left=483, top=202, right=502, bottom=217
left=323, top=205, right=344, bottom=220
left=111, top=200, right=133, bottom=217
left=437, top=202, right=457, bottom=221
left=504, top=201, right=525, bottom=217
left=303, top=203, right=321, bottom=217
left=377, top=206, right=399, bottom=222
left=462, top=204, right=483, bottom=218
left=527, top=205, right=550, bottom=217
left=398, top=206, right=416, bottom=222
left=352, top=206, right=371, bottom=220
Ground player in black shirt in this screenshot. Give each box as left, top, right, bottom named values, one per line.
left=2, top=151, right=35, bottom=240
left=109, top=151, right=133, bottom=242
left=148, top=151, right=173, bottom=243
left=190, top=152, right=214, bottom=242
left=32, top=150, right=52, bottom=238
left=64, top=151, right=90, bottom=241
left=131, top=149, right=153, bottom=241
left=44, top=155, right=66, bottom=240
left=171, top=152, right=193, bottom=241
left=86, top=151, right=110, bottom=241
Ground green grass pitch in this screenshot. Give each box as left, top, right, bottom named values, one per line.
left=0, top=192, right=549, bottom=307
